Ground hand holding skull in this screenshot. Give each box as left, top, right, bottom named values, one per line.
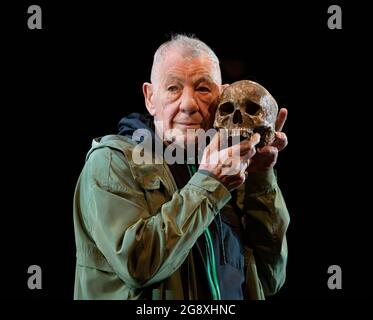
left=199, top=130, right=261, bottom=191
left=247, top=108, right=288, bottom=172
left=213, top=80, right=288, bottom=173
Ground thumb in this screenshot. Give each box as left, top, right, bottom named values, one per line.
left=251, top=133, right=261, bottom=146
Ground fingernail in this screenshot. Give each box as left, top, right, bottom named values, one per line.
left=253, top=133, right=261, bottom=143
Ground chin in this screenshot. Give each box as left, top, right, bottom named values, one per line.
left=172, top=134, right=193, bottom=147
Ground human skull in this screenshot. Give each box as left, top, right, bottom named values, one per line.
left=214, top=80, right=278, bottom=147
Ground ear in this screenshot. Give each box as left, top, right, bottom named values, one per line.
left=142, top=82, right=155, bottom=116
left=220, top=83, right=229, bottom=93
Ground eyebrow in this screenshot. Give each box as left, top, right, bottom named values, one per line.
left=164, top=75, right=215, bottom=85
left=194, top=75, right=215, bottom=85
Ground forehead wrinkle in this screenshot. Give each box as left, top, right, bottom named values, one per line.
left=163, top=72, right=216, bottom=85
left=156, top=52, right=218, bottom=81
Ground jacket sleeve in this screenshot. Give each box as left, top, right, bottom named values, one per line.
left=78, top=147, right=231, bottom=289
left=242, top=169, right=290, bottom=296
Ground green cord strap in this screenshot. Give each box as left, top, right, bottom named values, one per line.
left=189, top=164, right=197, bottom=175
left=204, top=241, right=218, bottom=300
left=204, top=228, right=221, bottom=300
left=188, top=164, right=221, bottom=300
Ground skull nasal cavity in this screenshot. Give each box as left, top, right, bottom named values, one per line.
left=245, top=101, right=260, bottom=115
left=233, top=110, right=243, bottom=124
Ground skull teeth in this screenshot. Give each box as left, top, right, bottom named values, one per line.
left=229, top=129, right=252, bottom=137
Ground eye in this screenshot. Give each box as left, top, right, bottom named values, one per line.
left=197, top=86, right=211, bottom=93
left=167, top=86, right=179, bottom=92
left=219, top=102, right=235, bottom=116
left=245, top=101, right=260, bottom=115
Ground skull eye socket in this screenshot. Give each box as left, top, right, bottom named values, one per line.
left=219, top=102, right=235, bottom=116
left=245, top=101, right=260, bottom=115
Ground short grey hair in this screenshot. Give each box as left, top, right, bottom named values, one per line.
left=150, top=34, right=222, bottom=84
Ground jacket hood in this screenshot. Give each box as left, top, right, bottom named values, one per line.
left=118, top=113, right=155, bottom=138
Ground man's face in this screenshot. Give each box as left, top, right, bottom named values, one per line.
left=143, top=49, right=223, bottom=146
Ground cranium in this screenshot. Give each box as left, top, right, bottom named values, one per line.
left=214, top=80, right=278, bottom=147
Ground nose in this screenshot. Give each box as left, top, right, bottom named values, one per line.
left=233, top=109, right=243, bottom=124
left=179, top=87, right=199, bottom=114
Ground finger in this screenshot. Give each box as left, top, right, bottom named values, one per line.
left=226, top=134, right=254, bottom=157
left=239, top=170, right=246, bottom=184
left=251, top=132, right=261, bottom=145
left=223, top=148, right=250, bottom=176
left=257, top=146, right=278, bottom=169
left=275, top=108, right=288, bottom=131
left=240, top=146, right=256, bottom=162
left=256, top=146, right=278, bottom=162
left=238, top=133, right=260, bottom=154
left=258, top=144, right=277, bottom=158
left=240, top=161, right=249, bottom=175
left=238, top=134, right=260, bottom=161
left=271, top=131, right=288, bottom=151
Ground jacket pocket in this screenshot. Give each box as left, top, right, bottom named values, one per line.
left=139, top=176, right=171, bottom=216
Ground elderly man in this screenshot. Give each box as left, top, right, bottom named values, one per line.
left=73, top=34, right=290, bottom=300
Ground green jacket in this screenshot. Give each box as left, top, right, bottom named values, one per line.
left=73, top=135, right=290, bottom=300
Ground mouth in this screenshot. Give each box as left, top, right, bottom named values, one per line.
left=174, top=122, right=202, bottom=128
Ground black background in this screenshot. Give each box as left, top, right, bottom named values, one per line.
left=3, top=0, right=371, bottom=302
